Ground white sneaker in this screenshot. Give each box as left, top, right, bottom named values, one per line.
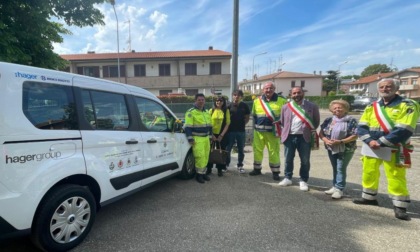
left=324, top=187, right=335, bottom=195
left=331, top=189, right=343, bottom=199
left=299, top=181, right=309, bottom=191
left=279, top=178, right=292, bottom=186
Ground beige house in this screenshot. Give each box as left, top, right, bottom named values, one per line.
left=346, top=68, right=420, bottom=98
left=60, top=47, right=232, bottom=97
left=239, top=71, right=324, bottom=96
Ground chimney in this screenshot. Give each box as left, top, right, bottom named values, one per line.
left=208, top=46, right=213, bottom=50
left=87, top=51, right=95, bottom=54
left=319, top=71, right=322, bottom=75
left=313, top=71, right=316, bottom=75
left=131, top=50, right=136, bottom=53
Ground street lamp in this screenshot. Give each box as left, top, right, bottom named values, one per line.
left=279, top=62, right=286, bottom=72
left=252, top=52, right=267, bottom=79
left=110, top=0, right=121, bottom=82
left=336, top=61, right=348, bottom=94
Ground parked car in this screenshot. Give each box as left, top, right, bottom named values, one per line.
left=351, top=96, right=377, bottom=111
left=0, top=62, right=195, bottom=251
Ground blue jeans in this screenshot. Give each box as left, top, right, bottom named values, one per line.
left=283, top=135, right=311, bottom=182
left=327, top=150, right=354, bottom=190
left=226, top=131, right=246, bottom=167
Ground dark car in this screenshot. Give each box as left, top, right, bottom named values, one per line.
left=351, top=97, right=377, bottom=111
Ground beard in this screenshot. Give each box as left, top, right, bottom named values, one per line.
left=292, top=96, right=303, bottom=103
left=379, top=91, right=396, bottom=99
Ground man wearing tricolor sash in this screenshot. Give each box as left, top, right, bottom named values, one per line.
left=278, top=86, right=320, bottom=191
left=353, top=78, right=419, bottom=221
left=250, top=81, right=287, bottom=180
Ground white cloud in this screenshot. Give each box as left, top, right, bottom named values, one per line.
left=54, top=0, right=420, bottom=80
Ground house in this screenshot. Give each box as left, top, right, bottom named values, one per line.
left=60, top=47, right=232, bottom=97
left=239, top=71, right=324, bottom=96
left=347, top=68, right=420, bottom=98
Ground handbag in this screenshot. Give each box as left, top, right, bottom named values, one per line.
left=208, top=141, right=229, bottom=165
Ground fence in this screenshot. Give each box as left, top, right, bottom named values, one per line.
left=167, top=101, right=420, bottom=137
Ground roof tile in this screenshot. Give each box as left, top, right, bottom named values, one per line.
left=61, top=49, right=231, bottom=61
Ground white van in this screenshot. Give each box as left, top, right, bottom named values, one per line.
left=0, top=62, right=195, bottom=251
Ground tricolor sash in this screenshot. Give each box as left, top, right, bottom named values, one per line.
left=287, top=101, right=319, bottom=150
left=373, top=101, right=413, bottom=168
left=259, top=97, right=281, bottom=137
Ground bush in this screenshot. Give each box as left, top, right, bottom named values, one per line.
left=158, top=94, right=355, bottom=111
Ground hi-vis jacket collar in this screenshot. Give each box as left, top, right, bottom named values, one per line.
left=378, top=95, right=402, bottom=107
left=193, top=104, right=207, bottom=111
left=261, top=93, right=279, bottom=102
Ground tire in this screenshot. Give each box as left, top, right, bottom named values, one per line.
left=31, top=184, right=96, bottom=252
left=178, top=150, right=195, bottom=179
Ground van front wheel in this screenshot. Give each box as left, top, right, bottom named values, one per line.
left=178, top=151, right=195, bottom=179
left=31, top=184, right=96, bottom=252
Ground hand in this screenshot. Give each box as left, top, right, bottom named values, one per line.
left=330, top=139, right=342, bottom=145
left=212, top=135, right=217, bottom=141
left=369, top=140, right=381, bottom=149
left=218, top=135, right=224, bottom=141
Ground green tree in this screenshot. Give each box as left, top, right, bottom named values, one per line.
left=0, top=0, right=106, bottom=69
left=323, top=70, right=338, bottom=94
left=360, top=64, right=392, bottom=78
left=341, top=74, right=360, bottom=80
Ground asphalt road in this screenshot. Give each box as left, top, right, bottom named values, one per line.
left=2, top=110, right=420, bottom=251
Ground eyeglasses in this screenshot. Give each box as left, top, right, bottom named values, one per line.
left=216, top=100, right=223, bottom=102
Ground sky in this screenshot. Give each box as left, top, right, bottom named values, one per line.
left=53, top=0, right=420, bottom=81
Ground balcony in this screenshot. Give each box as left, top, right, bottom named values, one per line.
left=399, top=84, right=418, bottom=91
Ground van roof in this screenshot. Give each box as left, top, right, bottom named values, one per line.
left=0, top=61, right=156, bottom=99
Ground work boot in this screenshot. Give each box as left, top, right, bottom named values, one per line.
left=196, top=174, right=205, bottom=184
left=352, top=198, right=379, bottom=206
left=206, top=167, right=212, bottom=175
left=203, top=174, right=211, bottom=181
left=272, top=172, right=280, bottom=181
left=249, top=169, right=262, bottom=176
left=394, top=207, right=410, bottom=221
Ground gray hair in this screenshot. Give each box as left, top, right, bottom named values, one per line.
left=377, top=78, right=400, bottom=91
left=329, top=99, right=350, bottom=113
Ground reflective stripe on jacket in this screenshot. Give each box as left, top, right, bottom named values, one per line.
left=252, top=93, right=287, bottom=132
left=357, top=95, right=420, bottom=146
left=184, top=106, right=212, bottom=142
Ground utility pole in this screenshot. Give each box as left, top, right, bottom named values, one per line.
left=231, top=0, right=239, bottom=101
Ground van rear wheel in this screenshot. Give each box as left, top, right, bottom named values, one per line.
left=31, top=184, right=96, bottom=252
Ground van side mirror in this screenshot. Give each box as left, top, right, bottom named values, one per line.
left=173, top=119, right=184, bottom=133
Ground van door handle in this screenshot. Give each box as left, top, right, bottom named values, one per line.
left=125, top=140, right=138, bottom=144
left=147, top=139, right=157, bottom=143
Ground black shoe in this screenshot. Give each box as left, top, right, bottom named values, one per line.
left=272, top=172, right=280, bottom=181
left=394, top=207, right=410, bottom=221
left=352, top=198, right=379, bottom=206
left=249, top=169, right=262, bottom=176
left=206, top=168, right=212, bottom=175
left=218, top=169, right=223, bottom=177
left=203, top=174, right=211, bottom=181
left=196, top=174, right=205, bottom=183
